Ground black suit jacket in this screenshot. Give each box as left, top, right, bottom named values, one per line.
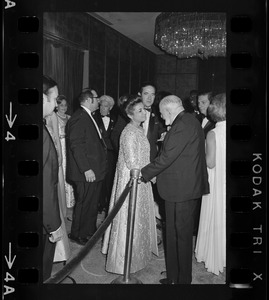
left=203, top=119, right=216, bottom=138
left=43, top=123, right=61, bottom=234
left=66, top=107, right=108, bottom=183
left=145, top=107, right=166, bottom=161
left=93, top=109, right=117, bottom=151
left=142, top=111, right=209, bottom=202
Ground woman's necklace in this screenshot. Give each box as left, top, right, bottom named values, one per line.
left=57, top=112, right=67, bottom=119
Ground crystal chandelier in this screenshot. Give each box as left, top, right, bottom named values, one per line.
left=154, top=12, right=226, bottom=59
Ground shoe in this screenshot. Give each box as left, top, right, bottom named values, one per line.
left=159, top=278, right=176, bottom=284
left=68, top=233, right=88, bottom=246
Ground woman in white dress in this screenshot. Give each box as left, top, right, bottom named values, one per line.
left=45, top=111, right=71, bottom=263
left=102, top=95, right=158, bottom=275
left=195, top=93, right=226, bottom=275
left=55, top=95, right=75, bottom=209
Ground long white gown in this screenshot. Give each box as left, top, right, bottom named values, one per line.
left=195, top=121, right=226, bottom=275
left=101, top=123, right=158, bottom=274
left=57, top=113, right=75, bottom=208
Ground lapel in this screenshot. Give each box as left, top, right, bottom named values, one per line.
left=203, top=119, right=212, bottom=131
left=147, top=108, right=156, bottom=139
left=82, top=108, right=107, bottom=150
left=163, top=110, right=186, bottom=144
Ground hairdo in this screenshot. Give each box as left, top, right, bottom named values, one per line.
left=160, top=95, right=182, bottom=108
left=207, top=93, right=226, bottom=122
left=118, top=94, right=129, bottom=108
left=56, top=95, right=68, bottom=105
left=78, top=89, right=95, bottom=104
left=43, top=75, right=57, bottom=95
left=99, top=95, right=115, bottom=108
left=123, top=95, right=142, bottom=118
left=198, top=91, right=213, bottom=105
left=140, top=81, right=156, bottom=94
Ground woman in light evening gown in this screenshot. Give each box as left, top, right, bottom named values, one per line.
left=45, top=110, right=70, bottom=263
left=55, top=95, right=75, bottom=209
left=101, top=95, right=158, bottom=275
left=195, top=93, right=226, bottom=276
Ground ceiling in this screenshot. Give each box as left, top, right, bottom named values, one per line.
left=88, top=12, right=164, bottom=55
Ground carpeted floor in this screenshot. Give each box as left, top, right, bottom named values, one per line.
left=51, top=208, right=226, bottom=284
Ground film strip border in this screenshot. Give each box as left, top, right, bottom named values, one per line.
left=2, top=2, right=266, bottom=300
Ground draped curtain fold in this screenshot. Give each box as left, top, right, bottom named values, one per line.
left=43, top=38, right=84, bottom=113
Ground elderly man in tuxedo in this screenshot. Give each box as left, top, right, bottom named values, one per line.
left=43, top=75, right=63, bottom=281
left=141, top=95, right=209, bottom=284
left=93, top=95, right=117, bottom=214
left=66, top=89, right=107, bottom=246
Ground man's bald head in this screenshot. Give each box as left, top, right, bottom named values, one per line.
left=159, top=95, right=184, bottom=126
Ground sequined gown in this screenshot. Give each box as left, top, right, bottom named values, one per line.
left=195, top=121, right=226, bottom=275
left=101, top=123, right=158, bottom=274
left=56, top=113, right=75, bottom=208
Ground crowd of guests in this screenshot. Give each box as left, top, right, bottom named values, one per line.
left=43, top=74, right=226, bottom=284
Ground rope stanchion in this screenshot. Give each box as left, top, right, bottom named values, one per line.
left=44, top=179, right=133, bottom=284
left=111, top=168, right=142, bottom=284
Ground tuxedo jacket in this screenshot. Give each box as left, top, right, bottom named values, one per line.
left=93, top=109, right=117, bottom=151
left=43, top=123, right=61, bottom=235
left=66, top=107, right=108, bottom=183
left=202, top=119, right=216, bottom=138
left=142, top=111, right=209, bottom=202
left=145, top=106, right=166, bottom=161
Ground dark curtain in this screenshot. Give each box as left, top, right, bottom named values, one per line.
left=43, top=38, right=84, bottom=114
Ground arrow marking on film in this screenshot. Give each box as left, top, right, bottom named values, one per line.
left=5, top=102, right=17, bottom=128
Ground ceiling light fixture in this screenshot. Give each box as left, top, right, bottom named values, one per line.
left=154, top=12, right=226, bottom=59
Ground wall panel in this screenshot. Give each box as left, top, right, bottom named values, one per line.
left=43, top=12, right=157, bottom=111
left=105, top=58, right=118, bottom=100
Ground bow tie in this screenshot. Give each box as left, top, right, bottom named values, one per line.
left=102, top=114, right=110, bottom=118
left=144, top=107, right=151, bottom=112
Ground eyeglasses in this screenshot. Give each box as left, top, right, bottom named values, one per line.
left=87, top=96, right=99, bottom=102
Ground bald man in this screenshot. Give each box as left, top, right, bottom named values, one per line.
left=141, top=95, right=209, bottom=284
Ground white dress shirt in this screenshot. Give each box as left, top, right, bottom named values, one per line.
left=202, top=116, right=209, bottom=128
left=142, top=110, right=151, bottom=137
left=81, top=105, right=102, bottom=139
left=102, top=115, right=110, bottom=131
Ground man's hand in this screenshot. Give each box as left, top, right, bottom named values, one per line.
left=49, top=226, right=63, bottom=243
left=84, top=169, right=96, bottom=182
left=157, top=131, right=167, bottom=142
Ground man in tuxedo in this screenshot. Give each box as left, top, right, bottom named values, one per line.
left=139, top=82, right=165, bottom=161
left=138, top=82, right=166, bottom=232
left=197, top=91, right=216, bottom=137
left=66, top=89, right=107, bottom=246
left=192, top=91, right=216, bottom=236
left=43, top=75, right=63, bottom=281
left=93, top=95, right=117, bottom=213
left=141, top=95, right=209, bottom=284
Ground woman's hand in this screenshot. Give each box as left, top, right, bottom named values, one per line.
left=150, top=177, right=156, bottom=184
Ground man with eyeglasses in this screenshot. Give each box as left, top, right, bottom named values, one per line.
left=66, top=89, right=108, bottom=246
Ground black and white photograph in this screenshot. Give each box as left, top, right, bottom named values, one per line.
left=2, top=0, right=266, bottom=299
left=42, top=11, right=226, bottom=285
